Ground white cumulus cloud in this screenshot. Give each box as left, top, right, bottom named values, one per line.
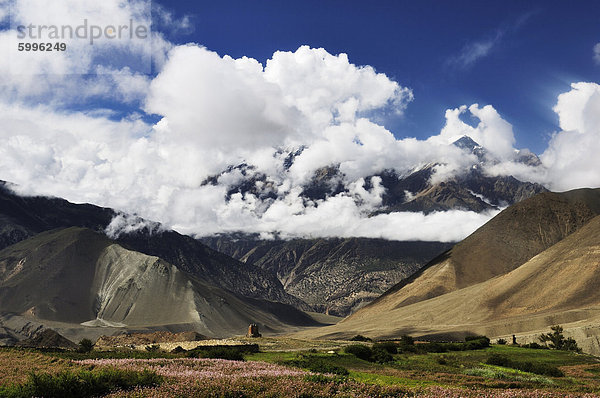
left=1, top=5, right=599, bottom=244
left=538, top=82, right=600, bottom=191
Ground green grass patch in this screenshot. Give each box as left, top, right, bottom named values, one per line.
left=392, top=345, right=595, bottom=373
left=391, top=352, right=462, bottom=374
left=282, top=354, right=350, bottom=376
left=486, top=353, right=564, bottom=377
left=245, top=351, right=299, bottom=363
left=465, top=365, right=555, bottom=385
left=487, top=345, right=595, bottom=366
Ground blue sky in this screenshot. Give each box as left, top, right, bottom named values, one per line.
left=162, top=0, right=600, bottom=154
left=2, top=0, right=600, bottom=238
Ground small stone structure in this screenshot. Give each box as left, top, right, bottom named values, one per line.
left=246, top=323, right=262, bottom=338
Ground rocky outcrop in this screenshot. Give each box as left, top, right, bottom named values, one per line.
left=16, top=329, right=77, bottom=350
left=373, top=167, right=548, bottom=214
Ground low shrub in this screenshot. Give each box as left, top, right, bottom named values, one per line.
left=465, top=335, right=490, bottom=344
left=307, top=361, right=349, bottom=376
left=349, top=335, right=372, bottom=342
left=415, top=342, right=444, bottom=353
left=371, top=347, right=393, bottom=363
left=486, top=353, right=512, bottom=367
left=285, top=355, right=349, bottom=376
left=464, top=336, right=490, bottom=349
left=170, top=346, right=186, bottom=354
left=398, top=344, right=417, bottom=353
left=187, top=346, right=245, bottom=361
left=496, top=338, right=507, bottom=345
left=521, top=342, right=548, bottom=350
left=77, top=339, right=94, bottom=353
left=400, top=335, right=414, bottom=346
left=372, top=341, right=398, bottom=354
left=465, top=340, right=489, bottom=350
left=344, top=344, right=373, bottom=361
left=0, top=367, right=162, bottom=398
left=412, top=337, right=490, bottom=353
left=345, top=344, right=392, bottom=363
left=465, top=367, right=554, bottom=385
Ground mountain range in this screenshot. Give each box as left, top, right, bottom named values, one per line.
left=3, top=134, right=600, bottom=354
left=293, top=188, right=600, bottom=355
left=198, top=136, right=547, bottom=315
left=203, top=136, right=547, bottom=216
left=201, top=236, right=452, bottom=316
left=0, top=227, right=315, bottom=332
left=0, top=181, right=320, bottom=343
left=0, top=181, right=303, bottom=309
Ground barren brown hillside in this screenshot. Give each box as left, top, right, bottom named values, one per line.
left=0, top=227, right=319, bottom=341
left=347, top=188, right=600, bottom=318
left=294, top=210, right=600, bottom=354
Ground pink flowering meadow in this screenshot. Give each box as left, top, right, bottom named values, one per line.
left=79, top=358, right=600, bottom=398
left=76, top=357, right=307, bottom=379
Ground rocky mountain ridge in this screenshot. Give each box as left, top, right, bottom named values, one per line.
left=0, top=181, right=305, bottom=309
left=201, top=136, right=547, bottom=217
left=201, top=236, right=452, bottom=316
left=292, top=188, right=600, bottom=355
left=0, top=227, right=319, bottom=340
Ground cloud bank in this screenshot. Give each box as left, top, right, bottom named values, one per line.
left=0, top=1, right=599, bottom=242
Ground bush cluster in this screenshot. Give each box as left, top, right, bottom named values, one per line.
left=0, top=368, right=162, bottom=398
left=184, top=344, right=258, bottom=361
left=286, top=355, right=349, bottom=376
left=77, top=339, right=94, bottom=353
left=349, top=335, right=372, bottom=342
left=344, top=344, right=393, bottom=363
left=372, top=342, right=398, bottom=355
left=465, top=335, right=491, bottom=344
left=521, top=342, right=548, bottom=350
left=486, top=353, right=564, bottom=377
left=398, top=336, right=490, bottom=354
left=186, top=346, right=246, bottom=361
left=345, top=335, right=491, bottom=362
left=344, top=344, right=374, bottom=361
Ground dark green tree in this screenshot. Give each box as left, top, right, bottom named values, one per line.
left=400, top=334, right=414, bottom=346
left=77, top=338, right=94, bottom=353
left=538, top=325, right=581, bottom=352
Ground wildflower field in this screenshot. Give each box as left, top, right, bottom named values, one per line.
left=1, top=339, right=600, bottom=397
